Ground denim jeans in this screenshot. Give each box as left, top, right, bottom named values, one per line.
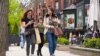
left=20, top=34, right=25, bottom=48
left=46, top=32, right=57, bottom=55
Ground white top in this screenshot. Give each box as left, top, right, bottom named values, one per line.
left=20, top=26, right=25, bottom=34
left=43, top=17, right=60, bottom=34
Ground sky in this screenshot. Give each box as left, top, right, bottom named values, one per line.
left=18, top=0, right=31, bottom=7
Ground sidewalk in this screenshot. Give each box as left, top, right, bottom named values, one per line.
left=6, top=45, right=80, bottom=56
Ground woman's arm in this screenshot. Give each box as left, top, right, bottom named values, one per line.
left=21, top=21, right=33, bottom=28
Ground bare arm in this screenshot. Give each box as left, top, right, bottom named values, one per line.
left=21, top=21, right=33, bottom=28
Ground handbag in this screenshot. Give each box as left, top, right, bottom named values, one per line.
left=24, top=29, right=34, bottom=36
left=54, top=27, right=63, bottom=36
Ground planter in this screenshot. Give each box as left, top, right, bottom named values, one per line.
left=9, top=35, right=20, bottom=46
left=70, top=46, right=100, bottom=56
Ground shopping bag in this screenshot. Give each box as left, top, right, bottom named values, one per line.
left=35, top=28, right=41, bottom=44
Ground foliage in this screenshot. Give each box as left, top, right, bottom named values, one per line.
left=83, top=38, right=100, bottom=49
left=9, top=0, right=24, bottom=35
left=57, top=37, right=69, bottom=45
left=96, top=39, right=100, bottom=49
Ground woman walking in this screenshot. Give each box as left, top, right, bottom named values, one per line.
left=34, top=9, right=44, bottom=56
left=36, top=17, right=44, bottom=56
left=43, top=8, right=59, bottom=56
left=20, top=25, right=25, bottom=48
left=21, top=10, right=36, bottom=56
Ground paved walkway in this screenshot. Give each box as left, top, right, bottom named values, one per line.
left=6, top=45, right=80, bottom=56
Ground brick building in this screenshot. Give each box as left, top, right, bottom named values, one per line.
left=44, top=0, right=55, bottom=8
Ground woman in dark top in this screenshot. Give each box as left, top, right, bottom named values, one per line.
left=21, top=10, right=36, bottom=56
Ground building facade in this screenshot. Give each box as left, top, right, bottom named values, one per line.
left=32, top=0, right=100, bottom=30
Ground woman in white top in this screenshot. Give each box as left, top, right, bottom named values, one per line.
left=43, top=8, right=59, bottom=56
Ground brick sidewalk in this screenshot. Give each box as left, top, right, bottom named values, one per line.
left=6, top=45, right=80, bottom=56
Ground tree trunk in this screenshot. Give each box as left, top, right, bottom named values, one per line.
left=0, top=0, right=9, bottom=56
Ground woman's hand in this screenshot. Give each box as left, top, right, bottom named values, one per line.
left=50, top=26, right=54, bottom=29
left=34, top=22, right=40, bottom=28
left=27, top=20, right=33, bottom=25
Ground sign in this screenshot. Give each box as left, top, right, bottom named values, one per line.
left=65, top=14, right=75, bottom=29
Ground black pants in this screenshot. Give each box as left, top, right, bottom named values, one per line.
left=37, top=33, right=44, bottom=53
left=26, top=34, right=36, bottom=56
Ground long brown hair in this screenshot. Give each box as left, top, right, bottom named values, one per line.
left=48, top=8, right=56, bottom=18
left=22, top=10, right=33, bottom=19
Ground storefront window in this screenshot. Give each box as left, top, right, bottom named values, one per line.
left=77, top=6, right=83, bottom=29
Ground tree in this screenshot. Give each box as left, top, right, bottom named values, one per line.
left=9, top=0, right=24, bottom=35
left=0, top=0, right=9, bottom=56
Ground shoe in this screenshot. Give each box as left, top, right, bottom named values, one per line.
left=21, top=47, right=24, bottom=49
left=31, top=54, right=34, bottom=56
left=53, top=54, right=55, bottom=56
left=50, top=55, right=53, bottom=56
left=37, top=50, right=42, bottom=56
left=27, top=55, right=29, bottom=56
left=39, top=52, right=42, bottom=56
left=37, top=50, right=39, bottom=56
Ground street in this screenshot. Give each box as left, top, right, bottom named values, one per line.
left=6, top=45, right=80, bottom=56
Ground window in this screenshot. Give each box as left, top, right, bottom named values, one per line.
left=55, top=2, right=59, bottom=9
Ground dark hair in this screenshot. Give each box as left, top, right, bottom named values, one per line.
left=46, top=14, right=50, bottom=17
left=22, top=10, right=32, bottom=19
left=49, top=8, right=54, bottom=13
left=48, top=8, right=56, bottom=18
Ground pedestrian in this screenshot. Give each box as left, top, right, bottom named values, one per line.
left=21, top=10, right=36, bottom=56
left=84, top=28, right=93, bottom=39
left=36, top=17, right=44, bottom=56
left=43, top=8, right=59, bottom=56
left=19, top=25, right=25, bottom=48
left=93, top=29, right=100, bottom=38
left=71, top=35, right=78, bottom=44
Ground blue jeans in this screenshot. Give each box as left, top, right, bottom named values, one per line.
left=20, top=34, right=25, bottom=48
left=46, top=32, right=57, bottom=55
